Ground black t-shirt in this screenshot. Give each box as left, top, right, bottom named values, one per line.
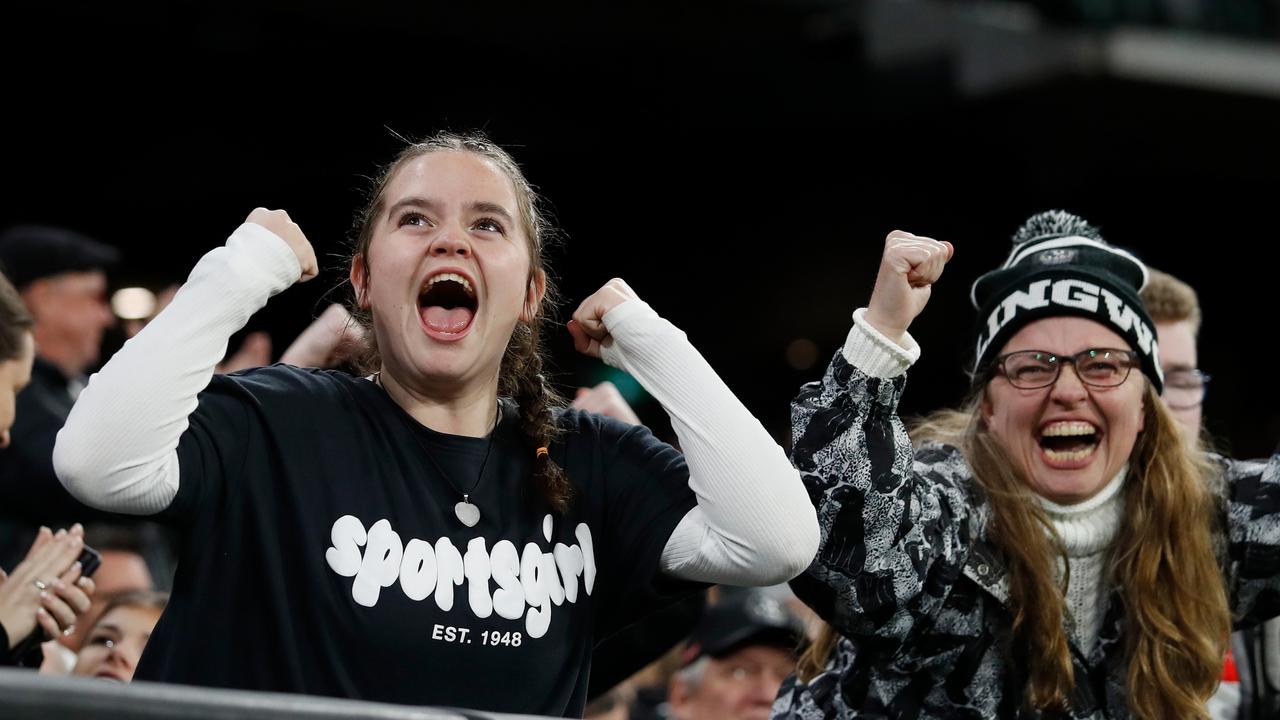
left=135, top=365, right=698, bottom=716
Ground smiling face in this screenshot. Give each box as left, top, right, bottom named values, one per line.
left=982, top=316, right=1147, bottom=505
left=351, top=149, right=545, bottom=395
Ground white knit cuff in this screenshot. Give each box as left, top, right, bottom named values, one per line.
left=841, top=308, right=920, bottom=378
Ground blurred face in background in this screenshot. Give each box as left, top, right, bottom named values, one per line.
left=62, top=549, right=153, bottom=651
left=26, top=270, right=114, bottom=376
left=72, top=603, right=163, bottom=682
left=669, top=645, right=796, bottom=720
left=0, top=331, right=35, bottom=446
left=1155, top=319, right=1203, bottom=438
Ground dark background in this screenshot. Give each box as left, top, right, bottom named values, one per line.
left=3, top=0, right=1277, bottom=455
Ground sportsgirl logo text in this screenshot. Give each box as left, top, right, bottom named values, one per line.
left=325, top=514, right=595, bottom=639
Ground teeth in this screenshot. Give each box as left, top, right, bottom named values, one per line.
left=425, top=273, right=474, bottom=295
left=1041, top=421, right=1096, bottom=438
left=1043, top=445, right=1097, bottom=462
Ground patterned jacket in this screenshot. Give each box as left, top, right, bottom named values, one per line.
left=772, top=345, right=1280, bottom=719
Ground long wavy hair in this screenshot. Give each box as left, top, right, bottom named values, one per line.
left=347, top=131, right=571, bottom=513
left=797, top=382, right=1228, bottom=719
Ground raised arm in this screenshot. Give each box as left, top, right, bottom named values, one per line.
left=568, top=278, right=819, bottom=586
left=53, top=210, right=315, bottom=514
left=788, top=232, right=979, bottom=649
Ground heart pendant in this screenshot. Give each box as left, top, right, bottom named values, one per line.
left=454, top=501, right=481, bottom=527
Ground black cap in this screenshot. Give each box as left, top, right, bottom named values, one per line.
left=680, top=590, right=804, bottom=666
left=0, top=225, right=119, bottom=289
left=970, top=210, right=1163, bottom=394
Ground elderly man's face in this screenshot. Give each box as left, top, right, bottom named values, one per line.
left=27, top=270, right=114, bottom=375
left=669, top=645, right=796, bottom=720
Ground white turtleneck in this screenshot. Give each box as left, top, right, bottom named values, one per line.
left=1037, top=468, right=1126, bottom=657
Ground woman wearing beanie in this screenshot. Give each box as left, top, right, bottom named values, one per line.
left=774, top=211, right=1278, bottom=719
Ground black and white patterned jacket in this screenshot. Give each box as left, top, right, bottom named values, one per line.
left=773, top=329, right=1280, bottom=719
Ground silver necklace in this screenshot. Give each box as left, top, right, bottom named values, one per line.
left=374, top=373, right=498, bottom=527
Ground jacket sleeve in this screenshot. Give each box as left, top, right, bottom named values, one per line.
left=788, top=309, right=980, bottom=656
left=1222, top=448, right=1280, bottom=628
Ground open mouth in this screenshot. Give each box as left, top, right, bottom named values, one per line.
left=419, top=272, right=477, bottom=339
left=1037, top=420, right=1100, bottom=465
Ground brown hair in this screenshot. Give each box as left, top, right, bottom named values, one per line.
left=97, top=590, right=169, bottom=621
left=798, top=384, right=1228, bottom=718
left=1141, top=267, right=1201, bottom=336
left=347, top=132, right=570, bottom=513
left=0, top=271, right=32, bottom=361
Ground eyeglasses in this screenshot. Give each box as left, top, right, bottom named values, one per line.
left=992, top=348, right=1139, bottom=390
left=1161, top=368, right=1211, bottom=410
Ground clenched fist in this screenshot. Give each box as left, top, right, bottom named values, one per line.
left=863, top=231, right=953, bottom=344
left=246, top=208, right=318, bottom=283
left=567, top=279, right=640, bottom=359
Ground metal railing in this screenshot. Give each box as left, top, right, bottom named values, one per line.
left=0, top=668, right=549, bottom=720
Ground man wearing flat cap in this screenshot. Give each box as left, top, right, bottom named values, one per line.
left=0, top=225, right=118, bottom=569
left=667, top=589, right=805, bottom=720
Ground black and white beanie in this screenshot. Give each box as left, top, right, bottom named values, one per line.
left=970, top=210, right=1163, bottom=393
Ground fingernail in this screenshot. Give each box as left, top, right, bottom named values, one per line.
left=77, top=578, right=92, bottom=589
left=54, top=529, right=66, bottom=538
left=36, top=607, right=47, bottom=616
left=71, top=561, right=82, bottom=573
left=71, top=523, right=84, bottom=534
